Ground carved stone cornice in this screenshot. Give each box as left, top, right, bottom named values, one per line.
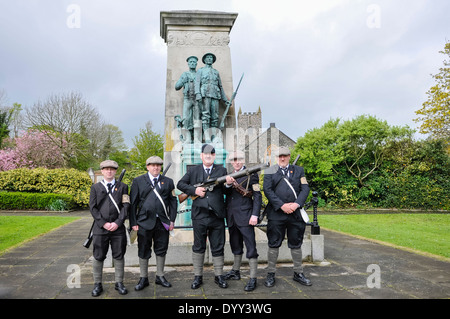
left=167, top=31, right=230, bottom=47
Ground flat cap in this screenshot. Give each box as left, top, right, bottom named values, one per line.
left=276, top=146, right=291, bottom=156
left=146, top=156, right=163, bottom=165
left=228, top=150, right=245, bottom=160
left=201, top=144, right=215, bottom=154
left=100, top=160, right=118, bottom=169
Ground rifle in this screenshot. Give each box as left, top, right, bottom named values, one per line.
left=83, top=168, right=126, bottom=248
left=219, top=73, right=244, bottom=130
left=178, top=162, right=269, bottom=204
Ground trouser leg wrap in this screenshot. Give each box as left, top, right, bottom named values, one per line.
left=232, top=254, right=242, bottom=271
left=249, top=258, right=258, bottom=279
left=192, top=252, right=205, bottom=276
left=139, top=258, right=149, bottom=278
left=212, top=255, right=224, bottom=276
left=156, top=255, right=166, bottom=277
left=267, top=247, right=279, bottom=273
left=114, top=258, right=125, bottom=283
left=291, top=248, right=303, bottom=273
left=93, top=259, right=103, bottom=283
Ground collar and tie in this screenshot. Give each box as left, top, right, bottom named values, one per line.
left=281, top=166, right=289, bottom=176
left=106, top=182, right=114, bottom=193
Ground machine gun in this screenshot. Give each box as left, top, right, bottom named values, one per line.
left=178, top=162, right=269, bottom=204
left=83, top=168, right=126, bottom=248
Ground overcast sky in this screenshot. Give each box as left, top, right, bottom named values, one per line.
left=0, top=0, right=448, bottom=148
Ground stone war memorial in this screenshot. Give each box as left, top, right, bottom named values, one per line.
left=107, top=10, right=324, bottom=267
left=161, top=10, right=238, bottom=226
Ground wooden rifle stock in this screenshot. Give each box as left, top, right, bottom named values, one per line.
left=177, top=162, right=269, bottom=204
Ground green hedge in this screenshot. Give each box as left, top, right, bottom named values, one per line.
left=0, top=192, right=76, bottom=211
left=0, top=168, right=92, bottom=207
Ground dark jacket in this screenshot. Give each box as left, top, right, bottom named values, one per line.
left=263, top=164, right=310, bottom=221
left=177, top=163, right=227, bottom=219
left=89, top=181, right=129, bottom=235
left=129, top=173, right=177, bottom=231
left=224, top=168, right=262, bottom=227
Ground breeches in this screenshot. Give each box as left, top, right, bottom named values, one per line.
left=192, top=214, right=225, bottom=257
left=137, top=218, right=170, bottom=259
left=228, top=224, right=258, bottom=259
left=267, top=216, right=306, bottom=249
left=93, top=230, right=127, bottom=261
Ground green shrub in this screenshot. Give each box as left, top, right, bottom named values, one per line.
left=0, top=168, right=92, bottom=207
left=0, top=192, right=76, bottom=211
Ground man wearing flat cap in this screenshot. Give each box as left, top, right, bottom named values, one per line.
left=263, top=146, right=312, bottom=288
left=89, top=160, right=129, bottom=296
left=129, top=155, right=177, bottom=289
left=177, top=144, right=230, bottom=289
left=194, top=53, right=230, bottom=142
left=224, top=150, right=262, bottom=291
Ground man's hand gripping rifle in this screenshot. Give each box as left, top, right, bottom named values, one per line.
left=178, top=162, right=269, bottom=204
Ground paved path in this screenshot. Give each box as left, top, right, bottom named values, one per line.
left=0, top=212, right=449, bottom=301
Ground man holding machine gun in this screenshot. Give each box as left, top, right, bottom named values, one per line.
left=263, top=146, right=312, bottom=288
left=129, top=156, right=177, bottom=290
left=224, top=150, right=262, bottom=291
left=89, top=160, right=129, bottom=297
left=177, top=144, right=230, bottom=289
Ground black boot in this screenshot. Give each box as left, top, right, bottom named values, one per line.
left=115, top=282, right=128, bottom=295
left=214, top=275, right=228, bottom=288
left=293, top=272, right=312, bottom=286
left=264, top=272, right=276, bottom=287
left=224, top=269, right=241, bottom=280
left=91, top=283, right=103, bottom=297
left=135, top=277, right=149, bottom=291
left=191, top=276, right=203, bottom=289
left=244, top=278, right=257, bottom=291
left=156, top=275, right=172, bottom=288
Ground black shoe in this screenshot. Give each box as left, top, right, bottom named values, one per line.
left=293, top=272, right=312, bottom=286
left=155, top=275, right=172, bottom=288
left=244, top=278, right=257, bottom=291
left=135, top=277, right=149, bottom=291
left=115, top=282, right=128, bottom=295
left=224, top=269, right=241, bottom=280
left=191, top=276, right=203, bottom=289
left=91, top=283, right=103, bottom=297
left=215, top=275, right=228, bottom=288
left=264, top=272, right=275, bottom=287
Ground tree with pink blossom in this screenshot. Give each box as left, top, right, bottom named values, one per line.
left=0, top=130, right=65, bottom=171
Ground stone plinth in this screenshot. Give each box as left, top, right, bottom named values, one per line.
left=160, top=10, right=238, bottom=184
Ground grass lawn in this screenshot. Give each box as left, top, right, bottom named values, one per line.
left=0, top=215, right=79, bottom=254
left=317, top=213, right=450, bottom=259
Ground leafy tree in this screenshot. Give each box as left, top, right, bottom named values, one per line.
left=415, top=41, right=450, bottom=143
left=128, top=121, right=164, bottom=170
